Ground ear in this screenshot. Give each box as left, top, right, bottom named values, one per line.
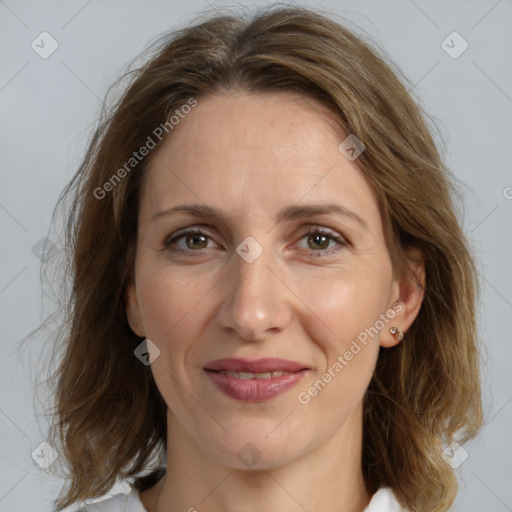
left=381, top=247, right=425, bottom=348
left=125, top=279, right=145, bottom=337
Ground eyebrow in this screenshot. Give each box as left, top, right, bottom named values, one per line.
left=151, top=203, right=368, bottom=229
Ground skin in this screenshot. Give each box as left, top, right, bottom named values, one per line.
left=126, top=90, right=425, bottom=512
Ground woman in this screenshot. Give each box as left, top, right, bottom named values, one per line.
left=48, top=6, right=482, bottom=512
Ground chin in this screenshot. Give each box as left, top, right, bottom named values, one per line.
left=194, top=418, right=313, bottom=471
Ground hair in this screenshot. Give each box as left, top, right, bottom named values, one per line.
left=46, top=4, right=483, bottom=511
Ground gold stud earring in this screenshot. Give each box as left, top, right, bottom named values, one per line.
left=389, top=327, right=404, bottom=341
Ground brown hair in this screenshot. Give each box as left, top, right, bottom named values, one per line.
left=47, top=5, right=483, bottom=510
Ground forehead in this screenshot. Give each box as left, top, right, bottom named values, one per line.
left=141, top=91, right=380, bottom=228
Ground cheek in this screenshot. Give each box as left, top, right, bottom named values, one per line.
left=293, top=261, right=392, bottom=344
left=135, top=267, right=218, bottom=412
left=295, top=285, right=381, bottom=417
left=291, top=264, right=391, bottom=401
left=136, top=265, right=216, bottom=346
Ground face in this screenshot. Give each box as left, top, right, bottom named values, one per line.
left=126, top=91, right=418, bottom=470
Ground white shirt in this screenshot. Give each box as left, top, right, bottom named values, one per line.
left=77, top=487, right=405, bottom=511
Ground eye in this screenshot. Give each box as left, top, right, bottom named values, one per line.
left=163, top=228, right=217, bottom=254
left=295, top=227, right=347, bottom=257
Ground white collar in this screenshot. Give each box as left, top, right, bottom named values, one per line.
left=363, top=487, right=405, bottom=511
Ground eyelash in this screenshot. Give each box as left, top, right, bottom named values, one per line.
left=162, top=226, right=347, bottom=259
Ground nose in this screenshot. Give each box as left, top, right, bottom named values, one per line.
left=216, top=247, right=293, bottom=341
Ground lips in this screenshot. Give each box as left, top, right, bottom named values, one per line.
left=204, top=358, right=309, bottom=402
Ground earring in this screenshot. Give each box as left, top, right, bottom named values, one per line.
left=389, top=327, right=404, bottom=342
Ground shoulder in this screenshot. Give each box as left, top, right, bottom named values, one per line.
left=364, top=487, right=407, bottom=512
left=75, top=489, right=146, bottom=512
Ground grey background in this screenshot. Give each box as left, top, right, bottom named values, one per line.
left=1, top=0, right=511, bottom=510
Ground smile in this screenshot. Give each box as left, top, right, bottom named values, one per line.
left=203, top=358, right=310, bottom=402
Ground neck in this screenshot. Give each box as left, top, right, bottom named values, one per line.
left=141, top=403, right=371, bottom=512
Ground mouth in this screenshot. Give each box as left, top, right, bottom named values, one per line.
left=203, top=358, right=310, bottom=402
